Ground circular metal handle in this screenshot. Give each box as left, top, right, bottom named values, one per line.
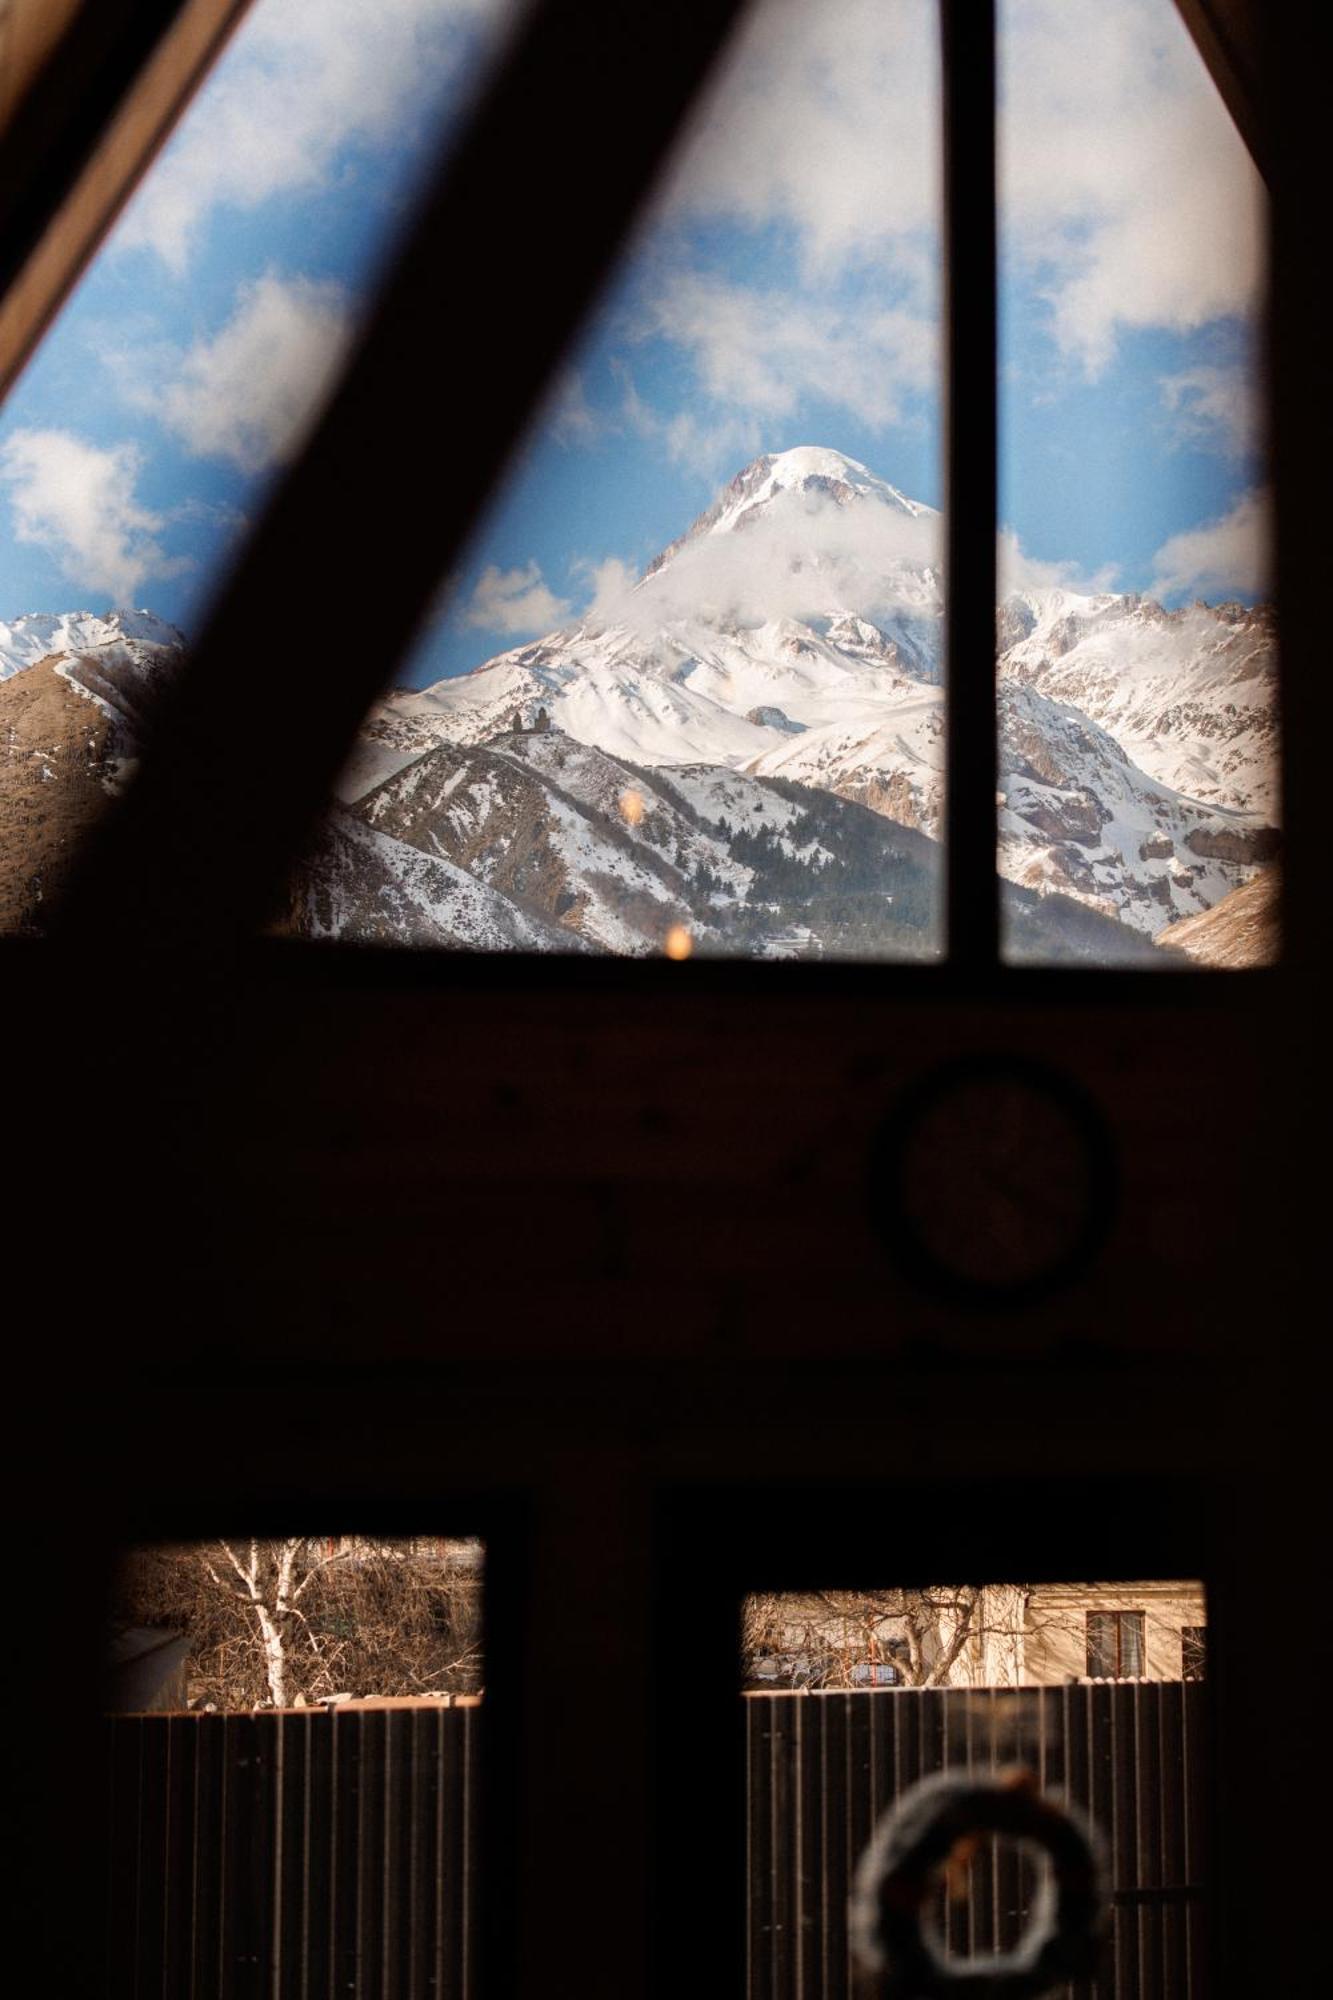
left=849, top=1770, right=1105, bottom=1997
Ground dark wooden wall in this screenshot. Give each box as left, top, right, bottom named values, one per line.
left=2, top=5, right=1329, bottom=1998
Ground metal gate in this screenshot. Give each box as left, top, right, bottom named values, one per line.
left=105, top=1704, right=479, bottom=1998
left=746, top=1682, right=1208, bottom=1999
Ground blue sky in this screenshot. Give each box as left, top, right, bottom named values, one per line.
left=0, top=0, right=1267, bottom=688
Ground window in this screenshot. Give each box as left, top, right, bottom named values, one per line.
left=742, top=1576, right=1211, bottom=1991
left=3, top=8, right=1307, bottom=2000
left=1086, top=1607, right=1146, bottom=1678
left=0, top=1, right=1274, bottom=971
left=106, top=1534, right=486, bottom=1992
left=1182, top=1625, right=1207, bottom=1679
left=997, top=0, right=1274, bottom=966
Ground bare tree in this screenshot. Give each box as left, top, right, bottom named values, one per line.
left=742, top=1584, right=1043, bottom=1690
left=199, top=1540, right=343, bottom=1708
left=113, top=1537, right=484, bottom=1709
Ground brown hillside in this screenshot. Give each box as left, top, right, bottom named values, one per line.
left=1155, top=868, right=1279, bottom=968
left=0, top=658, right=121, bottom=933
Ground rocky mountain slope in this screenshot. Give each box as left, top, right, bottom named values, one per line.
left=0, top=611, right=182, bottom=933
left=1156, top=869, right=1279, bottom=968
left=0, top=448, right=1279, bottom=960
left=375, top=447, right=1277, bottom=943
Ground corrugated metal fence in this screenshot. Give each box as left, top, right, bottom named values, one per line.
left=746, top=1682, right=1208, bottom=1999
left=107, top=1684, right=1205, bottom=1996
left=105, top=1704, right=479, bottom=1998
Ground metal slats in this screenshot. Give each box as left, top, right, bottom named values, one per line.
left=105, top=1705, right=479, bottom=1998
left=745, top=1684, right=1209, bottom=2000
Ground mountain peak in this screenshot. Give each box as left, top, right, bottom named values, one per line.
left=643, top=446, right=934, bottom=585
left=0, top=606, right=184, bottom=681
left=712, top=446, right=933, bottom=533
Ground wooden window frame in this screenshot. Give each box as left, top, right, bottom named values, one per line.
left=2, top=0, right=1286, bottom=993
left=1086, top=1606, right=1148, bottom=1678
left=2, top=7, right=1326, bottom=1999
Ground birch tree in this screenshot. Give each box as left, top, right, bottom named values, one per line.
left=113, top=1537, right=484, bottom=1709
left=200, top=1539, right=344, bottom=1709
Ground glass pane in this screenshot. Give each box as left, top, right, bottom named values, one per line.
left=998, top=0, right=1276, bottom=967
left=743, top=1578, right=1208, bottom=1991
left=1086, top=1609, right=1119, bottom=1678
left=1119, top=1609, right=1147, bottom=1676
left=293, top=0, right=949, bottom=961
left=106, top=1534, right=484, bottom=1990
left=1, top=0, right=524, bottom=935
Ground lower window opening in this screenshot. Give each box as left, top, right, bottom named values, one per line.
left=741, top=1578, right=1208, bottom=1998
left=106, top=1534, right=485, bottom=1997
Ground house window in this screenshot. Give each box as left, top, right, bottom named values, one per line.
left=1086, top=1608, right=1145, bottom=1677
left=1182, top=1625, right=1207, bottom=1679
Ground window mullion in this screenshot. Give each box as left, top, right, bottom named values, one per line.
left=941, top=0, right=999, bottom=969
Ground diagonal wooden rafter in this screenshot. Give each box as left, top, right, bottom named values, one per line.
left=50, top=0, right=750, bottom=949
left=0, top=0, right=253, bottom=404
left=1174, top=0, right=1268, bottom=184
left=1, top=0, right=1268, bottom=955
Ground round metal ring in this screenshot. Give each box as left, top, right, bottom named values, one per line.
left=849, top=1771, right=1105, bottom=1997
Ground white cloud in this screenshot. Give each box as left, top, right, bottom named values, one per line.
left=651, top=0, right=1262, bottom=380
left=546, top=370, right=601, bottom=447
left=116, top=0, right=517, bottom=270
left=578, top=555, right=640, bottom=628
left=998, top=528, right=1118, bottom=598
left=1001, top=0, right=1265, bottom=373
left=661, top=0, right=940, bottom=275
left=463, top=560, right=570, bottom=635
left=1150, top=488, right=1270, bottom=602
left=157, top=275, right=352, bottom=473
left=636, top=269, right=935, bottom=442
left=581, top=486, right=941, bottom=637
left=1159, top=363, right=1262, bottom=458
left=0, top=429, right=187, bottom=601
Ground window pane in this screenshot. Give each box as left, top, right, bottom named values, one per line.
left=289, top=0, right=949, bottom=962
left=106, top=1534, right=484, bottom=1990
left=743, top=1579, right=1208, bottom=1991
left=997, top=0, right=1276, bottom=968
left=1086, top=1609, right=1119, bottom=1678
left=1119, top=1609, right=1146, bottom=1676
left=0, top=0, right=525, bottom=935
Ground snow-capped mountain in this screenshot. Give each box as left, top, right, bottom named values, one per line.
left=0, top=608, right=183, bottom=682
left=998, top=587, right=1276, bottom=818
left=0, top=611, right=185, bottom=931
left=371, top=446, right=1277, bottom=940
left=0, top=447, right=1279, bottom=960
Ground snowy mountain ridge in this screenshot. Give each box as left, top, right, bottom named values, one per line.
left=0, top=608, right=183, bottom=680
left=0, top=448, right=1278, bottom=957
left=367, top=446, right=1277, bottom=937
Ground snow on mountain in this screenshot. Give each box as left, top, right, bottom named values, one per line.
left=0, top=609, right=183, bottom=681
left=0, top=446, right=1280, bottom=955
left=379, top=446, right=1277, bottom=940
left=347, top=723, right=802, bottom=953
left=998, top=588, right=1276, bottom=817
left=286, top=810, right=585, bottom=953
left=648, top=444, right=935, bottom=560
left=997, top=680, right=1276, bottom=932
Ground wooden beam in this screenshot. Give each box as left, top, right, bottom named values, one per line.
left=1174, top=0, right=1267, bottom=180
left=53, top=0, right=750, bottom=951
left=0, top=0, right=252, bottom=404
left=942, top=0, right=999, bottom=969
